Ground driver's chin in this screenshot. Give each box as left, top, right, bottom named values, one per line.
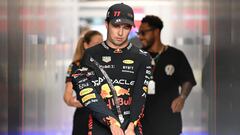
left=114, top=39, right=126, bottom=46
left=113, top=41, right=122, bottom=46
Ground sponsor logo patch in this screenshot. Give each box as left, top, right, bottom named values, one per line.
left=80, top=88, right=93, bottom=96
left=102, top=56, right=111, bottom=63
left=123, top=59, right=134, bottom=64
left=82, top=93, right=96, bottom=103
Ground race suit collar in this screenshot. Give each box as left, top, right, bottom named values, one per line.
left=102, top=41, right=133, bottom=53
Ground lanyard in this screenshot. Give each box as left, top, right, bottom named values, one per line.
left=90, top=57, right=124, bottom=124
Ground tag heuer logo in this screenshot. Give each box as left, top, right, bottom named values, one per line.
left=102, top=56, right=111, bottom=63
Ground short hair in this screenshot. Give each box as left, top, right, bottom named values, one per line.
left=141, top=15, right=163, bottom=30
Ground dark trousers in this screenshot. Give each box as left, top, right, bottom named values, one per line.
left=72, top=108, right=89, bottom=135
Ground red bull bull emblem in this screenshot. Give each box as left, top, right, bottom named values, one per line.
left=100, top=84, right=132, bottom=109
left=100, top=84, right=112, bottom=99
left=115, top=86, right=130, bottom=96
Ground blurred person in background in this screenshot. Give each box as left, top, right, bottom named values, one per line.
left=138, top=15, right=196, bottom=135
left=64, top=30, right=103, bottom=135
left=72, top=3, right=152, bottom=135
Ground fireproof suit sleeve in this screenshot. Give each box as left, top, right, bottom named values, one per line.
left=130, top=52, right=152, bottom=126
left=72, top=54, right=121, bottom=127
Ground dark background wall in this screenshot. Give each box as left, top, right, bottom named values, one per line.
left=206, top=0, right=240, bottom=134
left=7, top=0, right=23, bottom=134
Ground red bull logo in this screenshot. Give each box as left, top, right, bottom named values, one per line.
left=100, top=84, right=131, bottom=109
left=100, top=84, right=130, bottom=99
left=105, top=97, right=132, bottom=110
left=100, top=84, right=112, bottom=99
left=114, top=86, right=130, bottom=96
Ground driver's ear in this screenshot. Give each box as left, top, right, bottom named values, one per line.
left=105, top=21, right=109, bottom=29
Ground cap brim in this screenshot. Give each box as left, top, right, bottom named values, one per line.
left=110, top=18, right=135, bottom=27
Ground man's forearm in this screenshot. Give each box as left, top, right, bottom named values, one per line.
left=180, top=81, right=194, bottom=99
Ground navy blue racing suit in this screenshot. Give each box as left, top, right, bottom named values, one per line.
left=72, top=41, right=152, bottom=135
